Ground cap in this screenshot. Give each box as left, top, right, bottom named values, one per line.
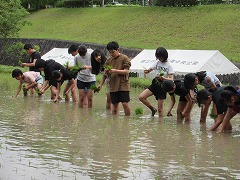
left=163, top=80, right=175, bottom=92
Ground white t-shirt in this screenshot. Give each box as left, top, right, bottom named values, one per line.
left=150, top=59, right=174, bottom=77
left=74, top=53, right=96, bottom=82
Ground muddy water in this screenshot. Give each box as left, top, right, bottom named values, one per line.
left=0, top=90, right=240, bottom=179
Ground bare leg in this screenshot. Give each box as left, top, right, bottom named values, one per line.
left=112, top=103, right=120, bottom=115
left=157, top=99, right=164, bottom=117
left=106, top=93, right=111, bottom=109
left=139, top=89, right=157, bottom=116
left=78, top=89, right=86, bottom=108
left=87, top=89, right=94, bottom=108
left=177, top=101, right=186, bottom=122
left=122, top=102, right=131, bottom=116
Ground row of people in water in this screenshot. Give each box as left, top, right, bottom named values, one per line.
left=11, top=42, right=239, bottom=133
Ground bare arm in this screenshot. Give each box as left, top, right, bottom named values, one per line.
left=25, top=81, right=37, bottom=90
left=64, top=79, right=75, bottom=95
left=166, top=94, right=175, bottom=116
left=182, top=94, right=193, bottom=117
left=144, top=68, right=153, bottom=74
left=206, top=76, right=217, bottom=90
left=14, top=83, right=22, bottom=98
left=217, top=108, right=237, bottom=133
left=158, top=74, right=174, bottom=81
left=200, top=101, right=211, bottom=123
left=98, top=73, right=107, bottom=90
left=108, top=68, right=129, bottom=75
left=40, top=80, right=50, bottom=94
left=209, top=114, right=225, bottom=131
left=21, top=59, right=37, bottom=67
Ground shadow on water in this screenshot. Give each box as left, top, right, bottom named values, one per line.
left=0, top=90, right=240, bottom=179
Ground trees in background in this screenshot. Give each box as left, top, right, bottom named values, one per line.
left=0, top=0, right=29, bottom=38
left=155, top=0, right=198, bottom=6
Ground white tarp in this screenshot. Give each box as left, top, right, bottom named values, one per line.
left=130, top=49, right=240, bottom=78
left=41, top=48, right=93, bottom=66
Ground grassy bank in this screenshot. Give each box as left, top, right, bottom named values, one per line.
left=18, top=5, right=240, bottom=62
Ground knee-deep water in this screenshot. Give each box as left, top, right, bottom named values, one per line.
left=0, top=90, right=240, bottom=179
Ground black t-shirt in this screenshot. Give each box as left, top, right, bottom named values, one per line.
left=212, top=86, right=228, bottom=114
left=44, top=60, right=65, bottom=81
left=29, top=51, right=41, bottom=72
left=169, top=80, right=189, bottom=97
left=60, top=68, right=75, bottom=81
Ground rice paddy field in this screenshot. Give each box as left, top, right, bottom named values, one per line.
left=0, top=85, right=240, bottom=179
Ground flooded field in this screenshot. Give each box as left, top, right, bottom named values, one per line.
left=0, top=90, right=240, bottom=180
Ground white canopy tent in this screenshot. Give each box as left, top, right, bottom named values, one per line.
left=130, top=49, right=240, bottom=79
left=41, top=48, right=93, bottom=66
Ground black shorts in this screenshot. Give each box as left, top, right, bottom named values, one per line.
left=49, top=79, right=64, bottom=88
left=179, top=95, right=187, bottom=102
left=148, top=78, right=167, bottom=100
left=77, top=80, right=95, bottom=90
left=110, top=91, right=130, bottom=104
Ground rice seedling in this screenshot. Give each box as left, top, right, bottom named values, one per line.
left=104, top=65, right=113, bottom=70
left=135, top=107, right=143, bottom=115
left=63, top=61, right=69, bottom=68
left=158, top=69, right=164, bottom=76
left=209, top=107, right=217, bottom=119
left=90, top=84, right=100, bottom=93
left=70, top=63, right=84, bottom=75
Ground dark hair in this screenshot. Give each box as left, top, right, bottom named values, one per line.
left=68, top=44, right=78, bottom=54
left=35, top=59, right=47, bottom=68
left=155, top=47, right=168, bottom=62
left=52, top=70, right=61, bottom=79
left=184, top=71, right=207, bottom=90
left=23, top=44, right=33, bottom=50
left=163, top=80, right=175, bottom=92
left=184, top=73, right=196, bottom=90
left=12, top=69, right=23, bottom=78
left=106, top=41, right=119, bottom=51
left=91, top=49, right=107, bottom=75
left=78, top=44, right=87, bottom=56
left=220, top=86, right=238, bottom=102
left=196, top=89, right=212, bottom=107
left=195, top=71, right=207, bottom=83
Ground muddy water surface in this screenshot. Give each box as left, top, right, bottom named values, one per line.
left=0, top=90, right=240, bottom=179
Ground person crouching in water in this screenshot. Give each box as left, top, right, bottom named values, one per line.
left=163, top=80, right=193, bottom=122
left=196, top=87, right=231, bottom=132
left=12, top=69, right=43, bottom=98
left=184, top=71, right=222, bottom=123
left=52, top=69, right=77, bottom=102
left=217, top=86, right=240, bottom=133
left=35, top=59, right=66, bottom=102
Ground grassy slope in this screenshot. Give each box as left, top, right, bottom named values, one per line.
left=19, top=5, right=240, bottom=62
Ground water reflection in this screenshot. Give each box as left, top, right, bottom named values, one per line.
left=0, top=91, right=239, bottom=179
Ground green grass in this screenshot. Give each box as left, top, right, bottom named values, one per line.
left=18, top=5, right=240, bottom=62
left=0, top=65, right=27, bottom=91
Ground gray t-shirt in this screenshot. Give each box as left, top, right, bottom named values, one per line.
left=74, top=53, right=96, bottom=82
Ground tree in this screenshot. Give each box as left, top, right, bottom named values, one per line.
left=0, top=0, right=29, bottom=38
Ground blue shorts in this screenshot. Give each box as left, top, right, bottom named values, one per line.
left=35, top=75, right=43, bottom=85
left=77, top=80, right=95, bottom=90
left=110, top=91, right=130, bottom=104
